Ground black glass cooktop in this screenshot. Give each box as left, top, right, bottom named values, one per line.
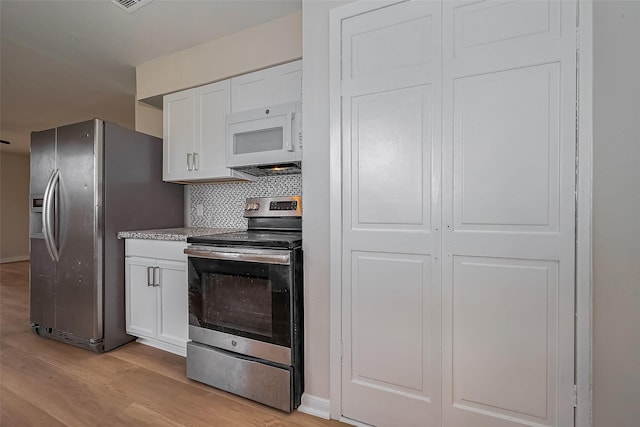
left=187, top=230, right=302, bottom=249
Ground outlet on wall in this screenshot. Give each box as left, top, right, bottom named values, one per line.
left=196, top=203, right=204, bottom=217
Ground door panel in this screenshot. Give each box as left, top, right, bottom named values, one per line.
left=351, top=252, right=432, bottom=393
left=452, top=0, right=560, bottom=58
left=55, top=120, right=100, bottom=340
left=453, top=64, right=560, bottom=231
left=29, top=129, right=56, bottom=327
left=340, top=1, right=442, bottom=426
left=29, top=239, right=56, bottom=327
left=163, top=91, right=194, bottom=181
left=157, top=260, right=188, bottom=347
left=126, top=258, right=157, bottom=338
left=230, top=61, right=302, bottom=112
left=194, top=80, right=230, bottom=179
left=231, top=73, right=270, bottom=112
left=349, top=12, right=432, bottom=79
left=452, top=257, right=558, bottom=422
left=29, top=129, right=56, bottom=193
left=442, top=1, right=576, bottom=426
left=352, top=85, right=432, bottom=227
left=272, top=61, right=303, bottom=105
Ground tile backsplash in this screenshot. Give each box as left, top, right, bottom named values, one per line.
left=188, top=175, right=302, bottom=228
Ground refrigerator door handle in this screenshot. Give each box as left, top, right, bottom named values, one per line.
left=42, top=169, right=60, bottom=262
left=147, top=266, right=154, bottom=287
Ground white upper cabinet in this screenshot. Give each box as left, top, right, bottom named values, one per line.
left=163, top=80, right=251, bottom=183
left=230, top=60, right=302, bottom=112
left=163, top=61, right=302, bottom=182
left=163, top=91, right=194, bottom=182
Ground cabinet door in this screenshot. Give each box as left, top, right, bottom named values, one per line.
left=193, top=80, right=233, bottom=179
left=156, top=259, right=188, bottom=348
left=230, top=60, right=302, bottom=112
left=163, top=89, right=195, bottom=181
left=271, top=60, right=303, bottom=105
left=231, top=68, right=271, bottom=112
left=125, top=257, right=158, bottom=339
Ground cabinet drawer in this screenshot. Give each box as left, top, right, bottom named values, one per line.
left=125, top=239, right=187, bottom=262
left=186, top=342, right=292, bottom=412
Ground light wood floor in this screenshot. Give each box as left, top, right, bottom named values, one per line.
left=0, top=261, right=343, bottom=427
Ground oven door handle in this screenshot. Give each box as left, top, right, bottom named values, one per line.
left=184, top=247, right=291, bottom=265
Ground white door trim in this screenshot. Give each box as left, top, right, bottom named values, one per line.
left=576, top=0, right=594, bottom=425
left=328, top=0, right=594, bottom=424
left=328, top=2, right=343, bottom=420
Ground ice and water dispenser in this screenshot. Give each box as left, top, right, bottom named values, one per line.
left=29, top=194, right=45, bottom=238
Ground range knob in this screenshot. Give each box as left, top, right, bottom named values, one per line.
left=245, top=202, right=260, bottom=211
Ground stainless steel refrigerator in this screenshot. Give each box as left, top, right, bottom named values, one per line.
left=29, top=119, right=184, bottom=352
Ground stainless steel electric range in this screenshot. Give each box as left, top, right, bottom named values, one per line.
left=184, top=196, right=303, bottom=412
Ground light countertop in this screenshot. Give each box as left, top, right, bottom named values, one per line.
left=117, top=227, right=242, bottom=242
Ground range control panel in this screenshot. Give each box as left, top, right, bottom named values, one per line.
left=244, top=196, right=302, bottom=218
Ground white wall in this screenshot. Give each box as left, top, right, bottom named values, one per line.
left=592, top=2, right=640, bottom=426
left=302, top=0, right=354, bottom=402
left=0, top=151, right=30, bottom=262
left=134, top=11, right=302, bottom=139
left=136, top=11, right=302, bottom=100
left=135, top=102, right=163, bottom=139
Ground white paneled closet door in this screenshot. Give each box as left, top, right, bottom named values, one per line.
left=332, top=1, right=577, bottom=426
left=337, top=1, right=443, bottom=426
left=441, top=1, right=576, bottom=426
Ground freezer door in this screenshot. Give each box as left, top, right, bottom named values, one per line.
left=54, top=120, right=103, bottom=340
left=30, top=129, right=56, bottom=327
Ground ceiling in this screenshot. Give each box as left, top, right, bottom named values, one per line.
left=0, top=0, right=301, bottom=155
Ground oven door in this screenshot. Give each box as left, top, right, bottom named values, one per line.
left=185, top=245, right=293, bottom=364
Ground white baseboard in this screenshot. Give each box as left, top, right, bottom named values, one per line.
left=0, top=255, right=29, bottom=264
left=134, top=337, right=186, bottom=357
left=339, top=417, right=374, bottom=427
left=297, top=393, right=330, bottom=420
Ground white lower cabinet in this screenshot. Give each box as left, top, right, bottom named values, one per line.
left=125, top=239, right=188, bottom=356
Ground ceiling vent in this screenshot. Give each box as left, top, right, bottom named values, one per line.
left=110, top=0, right=154, bottom=13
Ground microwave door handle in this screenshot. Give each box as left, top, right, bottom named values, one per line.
left=285, top=112, right=294, bottom=152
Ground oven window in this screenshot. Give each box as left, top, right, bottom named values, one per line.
left=202, top=274, right=272, bottom=338
left=188, top=256, right=292, bottom=347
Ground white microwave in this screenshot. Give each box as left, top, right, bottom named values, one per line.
left=226, top=101, right=302, bottom=175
